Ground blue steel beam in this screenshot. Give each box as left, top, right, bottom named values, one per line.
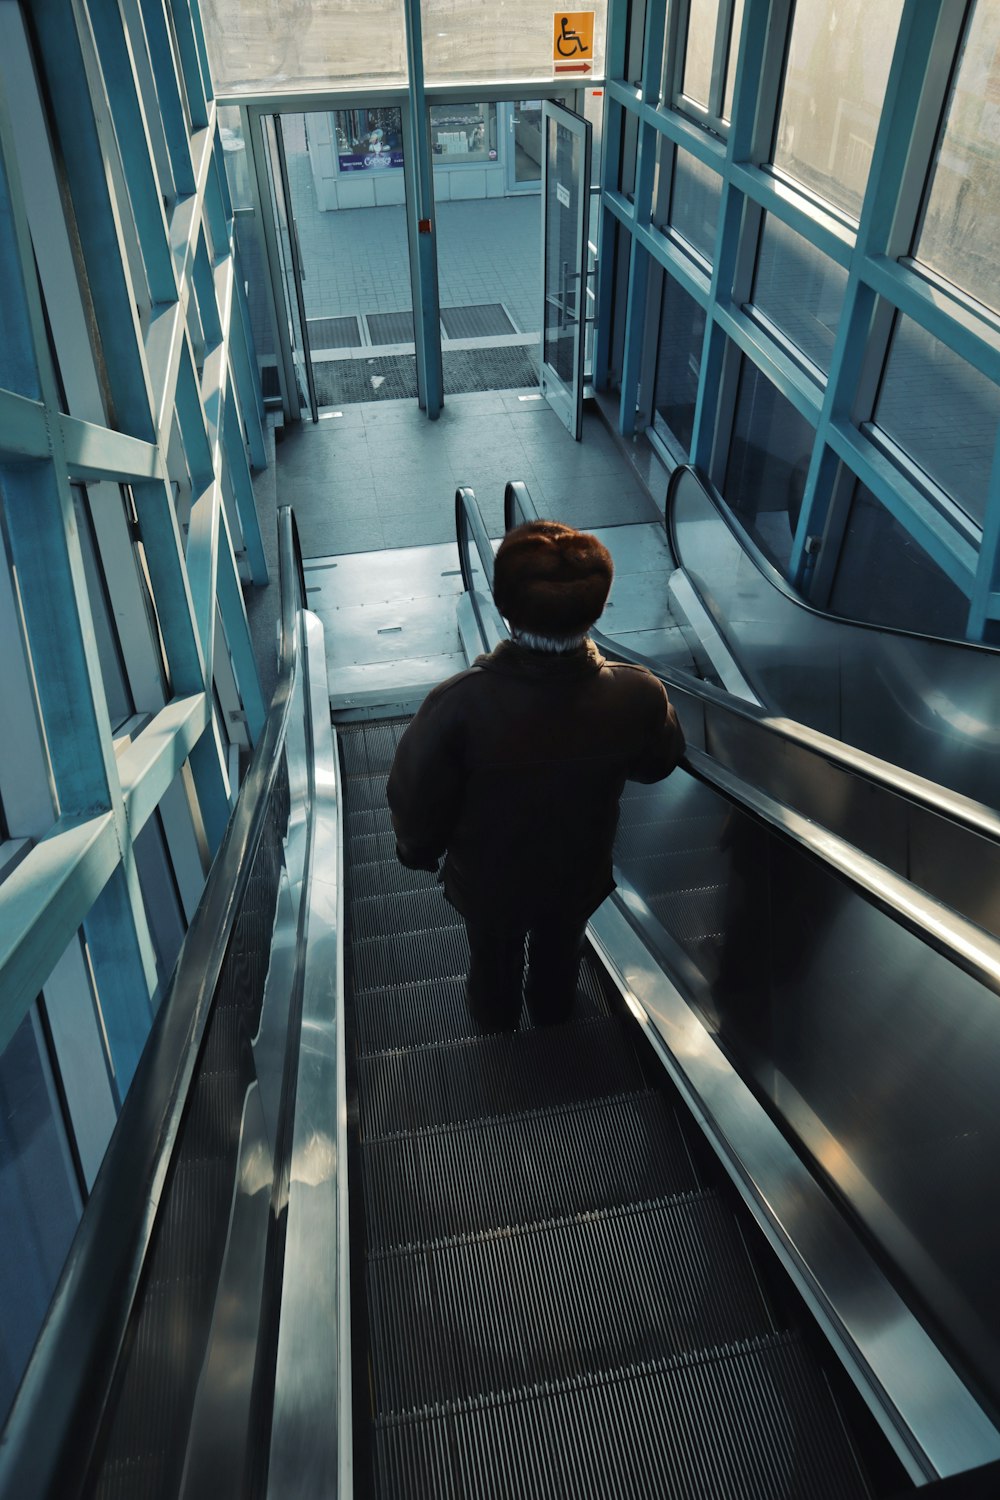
left=0, top=389, right=48, bottom=456
left=139, top=0, right=197, bottom=194
left=86, top=0, right=178, bottom=306
left=117, top=693, right=210, bottom=833
left=168, top=0, right=210, bottom=129
left=224, top=391, right=268, bottom=582
left=215, top=506, right=266, bottom=743
left=0, top=812, right=120, bottom=1057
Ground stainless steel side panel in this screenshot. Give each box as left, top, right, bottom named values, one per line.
left=267, top=613, right=350, bottom=1500
left=588, top=897, right=1000, bottom=1482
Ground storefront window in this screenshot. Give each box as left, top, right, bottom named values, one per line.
left=335, top=108, right=405, bottom=173
left=332, top=104, right=498, bottom=173
left=430, top=104, right=498, bottom=164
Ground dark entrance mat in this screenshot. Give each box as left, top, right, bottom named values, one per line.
left=312, top=345, right=539, bottom=406
left=365, top=310, right=416, bottom=345
left=307, top=315, right=364, bottom=349
left=440, top=303, right=517, bottom=339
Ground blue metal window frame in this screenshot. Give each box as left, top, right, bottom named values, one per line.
left=601, top=0, right=1000, bottom=642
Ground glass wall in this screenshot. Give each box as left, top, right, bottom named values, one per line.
left=611, top=0, right=1000, bottom=642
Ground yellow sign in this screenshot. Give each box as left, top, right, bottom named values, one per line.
left=553, top=11, right=595, bottom=69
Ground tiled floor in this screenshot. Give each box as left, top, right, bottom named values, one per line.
left=277, top=389, right=661, bottom=560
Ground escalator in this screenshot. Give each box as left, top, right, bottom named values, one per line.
left=661, top=464, right=1000, bottom=813
left=4, top=503, right=1000, bottom=1498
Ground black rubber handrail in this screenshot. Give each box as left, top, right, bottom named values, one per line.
left=0, top=507, right=307, bottom=1499
left=665, top=462, right=1000, bottom=658
left=503, top=479, right=1000, bottom=844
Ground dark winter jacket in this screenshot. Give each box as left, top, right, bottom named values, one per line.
left=386, top=639, right=685, bottom=925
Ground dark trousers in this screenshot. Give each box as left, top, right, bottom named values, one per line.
left=463, top=910, right=587, bottom=1032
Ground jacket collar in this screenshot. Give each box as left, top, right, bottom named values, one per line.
left=476, top=638, right=606, bottom=679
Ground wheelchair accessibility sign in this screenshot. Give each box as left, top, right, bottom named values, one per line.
left=553, top=11, right=594, bottom=72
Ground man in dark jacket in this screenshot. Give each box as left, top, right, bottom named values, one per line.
left=387, top=519, right=685, bottom=1031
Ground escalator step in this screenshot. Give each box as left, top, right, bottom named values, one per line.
left=350, top=831, right=406, bottom=867
left=348, top=857, right=439, bottom=902
left=339, top=720, right=406, bottom=778
left=353, top=957, right=612, bottom=1055
left=618, top=845, right=726, bottom=895
left=351, top=886, right=459, bottom=942
left=366, top=1190, right=776, bottom=1413
left=346, top=804, right=394, bottom=840
left=341, top=774, right=390, bottom=813
left=372, top=1331, right=872, bottom=1500
left=358, top=1016, right=647, bottom=1138
left=362, top=1090, right=700, bottom=1249
left=646, top=883, right=728, bottom=946
left=614, top=812, right=724, bottom=860
left=351, top=923, right=470, bottom=993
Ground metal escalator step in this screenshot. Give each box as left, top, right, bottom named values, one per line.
left=348, top=857, right=440, bottom=901
left=346, top=805, right=394, bottom=840
left=351, top=886, right=458, bottom=942
left=351, top=924, right=470, bottom=993
left=351, top=831, right=403, bottom=867
left=341, top=774, right=389, bottom=813
left=339, top=720, right=406, bottom=779
left=617, top=846, right=726, bottom=894
left=358, top=1016, right=647, bottom=1138
left=366, top=1190, right=776, bottom=1413
left=373, top=1331, right=872, bottom=1500
left=362, top=1090, right=699, bottom=1249
left=646, top=883, right=728, bottom=945
left=353, top=956, right=612, bottom=1055
left=614, top=812, right=724, bottom=860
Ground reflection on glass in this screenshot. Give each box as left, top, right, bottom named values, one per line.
left=217, top=106, right=253, bottom=211
left=431, top=103, right=498, bottom=164
left=201, top=0, right=407, bottom=93
left=653, top=272, right=706, bottom=455
left=915, top=0, right=1000, bottom=314
left=422, top=0, right=607, bottom=83
left=750, top=213, right=848, bottom=373
left=544, top=116, right=584, bottom=386
left=512, top=101, right=545, bottom=186
left=670, top=148, right=722, bottom=262
left=681, top=0, right=719, bottom=106
left=875, top=315, right=999, bottom=529
left=334, top=107, right=404, bottom=173
left=0, top=1011, right=80, bottom=1427
left=773, top=0, right=904, bottom=219
left=830, top=480, right=970, bottom=639
left=722, top=355, right=816, bottom=569
left=722, top=0, right=745, bottom=121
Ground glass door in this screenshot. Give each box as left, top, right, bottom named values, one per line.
left=505, top=100, right=544, bottom=194
left=540, top=102, right=592, bottom=438
left=260, top=115, right=318, bottom=422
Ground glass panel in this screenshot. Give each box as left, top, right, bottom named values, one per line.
left=829, top=480, right=970, bottom=638
left=773, top=0, right=904, bottom=219
left=72, top=485, right=134, bottom=730
left=722, top=0, right=745, bottom=121
left=422, top=0, right=608, bottom=84
left=652, top=273, right=706, bottom=455
left=511, top=100, right=544, bottom=187
left=914, top=0, right=1000, bottom=315
left=544, top=116, right=584, bottom=387
left=681, top=0, right=718, bottom=106
left=722, top=356, right=815, bottom=569
left=217, top=107, right=253, bottom=212
left=0, top=1010, right=80, bottom=1426
left=669, top=148, right=722, bottom=262
left=430, top=103, right=498, bottom=165
left=750, top=213, right=848, bottom=374
left=334, top=107, right=404, bottom=174
left=875, top=315, right=1000, bottom=529
left=200, top=0, right=408, bottom=94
